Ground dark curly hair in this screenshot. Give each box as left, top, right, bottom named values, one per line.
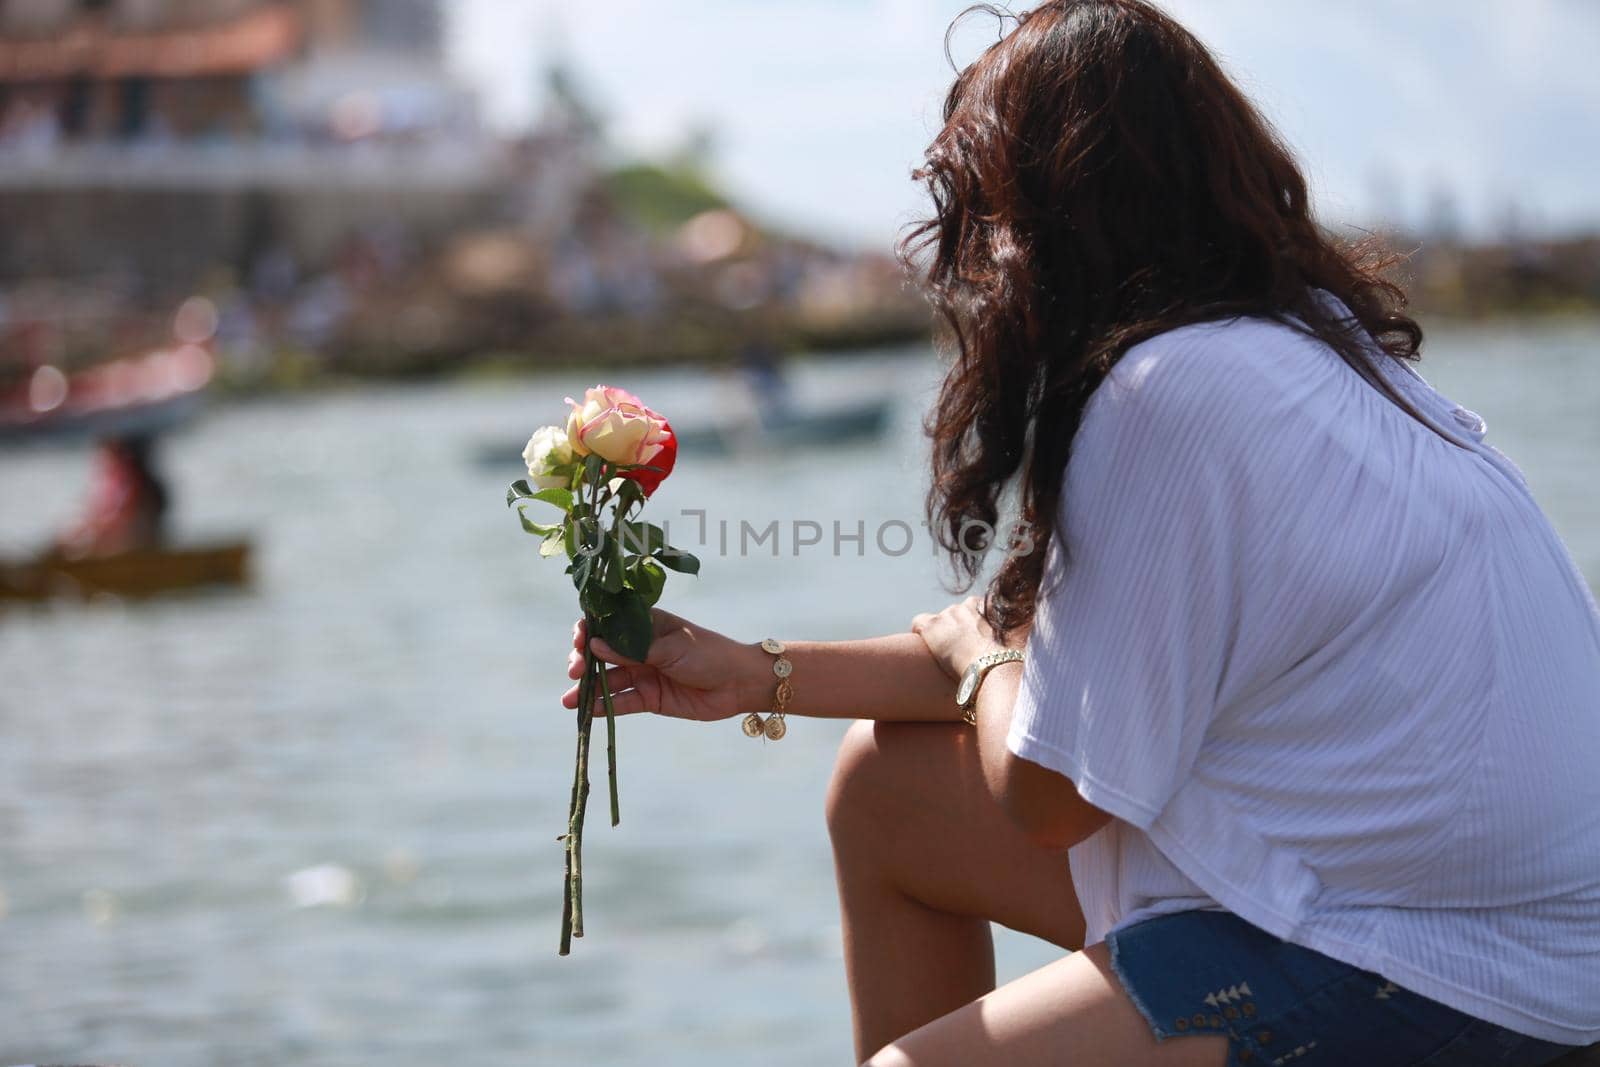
left=903, top=0, right=1426, bottom=637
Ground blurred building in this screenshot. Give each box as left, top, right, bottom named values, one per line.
left=0, top=0, right=462, bottom=142
left=0, top=6, right=924, bottom=377
left=0, top=0, right=518, bottom=284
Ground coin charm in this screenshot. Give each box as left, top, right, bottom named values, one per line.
left=746, top=638, right=796, bottom=742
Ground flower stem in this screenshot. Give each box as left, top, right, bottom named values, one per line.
left=598, top=654, right=620, bottom=826
left=596, top=478, right=625, bottom=828
left=559, top=646, right=596, bottom=956
left=571, top=692, right=592, bottom=941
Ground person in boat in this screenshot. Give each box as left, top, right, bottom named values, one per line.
left=56, top=434, right=169, bottom=558
left=565, top=3, right=1600, bottom=1065
left=737, top=335, right=790, bottom=420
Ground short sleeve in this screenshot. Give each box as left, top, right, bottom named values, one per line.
left=1006, top=339, right=1244, bottom=830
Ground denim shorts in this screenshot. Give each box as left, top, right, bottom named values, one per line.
left=1107, top=910, right=1583, bottom=1067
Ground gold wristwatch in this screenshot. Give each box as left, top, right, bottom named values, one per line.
left=956, top=649, right=1025, bottom=723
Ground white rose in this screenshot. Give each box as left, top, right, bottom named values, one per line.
left=522, top=424, right=574, bottom=488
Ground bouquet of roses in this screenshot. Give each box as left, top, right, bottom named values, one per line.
left=507, top=385, right=699, bottom=955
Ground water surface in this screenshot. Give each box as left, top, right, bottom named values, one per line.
left=1, top=324, right=1595, bottom=1066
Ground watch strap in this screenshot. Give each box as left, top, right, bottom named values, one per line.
left=959, top=648, right=1025, bottom=714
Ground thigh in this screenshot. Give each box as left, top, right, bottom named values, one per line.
left=828, top=719, right=1087, bottom=950
left=866, top=942, right=1229, bottom=1067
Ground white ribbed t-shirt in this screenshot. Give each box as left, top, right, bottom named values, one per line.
left=1006, top=303, right=1600, bottom=1045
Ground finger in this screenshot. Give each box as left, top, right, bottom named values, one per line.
left=643, top=627, right=697, bottom=670
left=600, top=686, right=650, bottom=716
left=588, top=636, right=637, bottom=666
left=595, top=667, right=654, bottom=716
left=560, top=665, right=644, bottom=711
left=593, top=664, right=638, bottom=702
left=590, top=615, right=693, bottom=670
left=647, top=607, right=686, bottom=637
left=566, top=649, right=585, bottom=680
left=572, top=619, right=588, bottom=652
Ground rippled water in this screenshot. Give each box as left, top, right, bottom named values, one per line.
left=1, top=324, right=1596, bottom=1066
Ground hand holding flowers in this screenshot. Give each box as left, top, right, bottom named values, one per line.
left=508, top=385, right=699, bottom=955
left=563, top=611, right=774, bottom=723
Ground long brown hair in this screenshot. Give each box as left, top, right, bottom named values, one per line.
left=904, top=0, right=1424, bottom=636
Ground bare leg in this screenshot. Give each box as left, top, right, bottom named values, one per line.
left=867, top=942, right=1228, bottom=1067
left=825, top=719, right=1089, bottom=1060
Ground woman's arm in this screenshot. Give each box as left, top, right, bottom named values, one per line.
left=914, top=598, right=1112, bottom=851
left=562, top=611, right=960, bottom=724
left=969, top=660, right=1110, bottom=850
left=564, top=602, right=1109, bottom=845
left=779, top=633, right=961, bottom=721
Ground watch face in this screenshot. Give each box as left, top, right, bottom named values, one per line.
left=957, top=669, right=978, bottom=708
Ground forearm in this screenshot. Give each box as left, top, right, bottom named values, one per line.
left=740, top=633, right=960, bottom=723
left=973, top=660, right=1022, bottom=775
left=972, top=660, right=1111, bottom=849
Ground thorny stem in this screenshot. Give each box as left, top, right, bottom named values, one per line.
left=598, top=654, right=620, bottom=826
left=571, top=684, right=593, bottom=940
left=559, top=653, right=595, bottom=956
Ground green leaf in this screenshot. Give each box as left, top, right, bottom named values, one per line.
left=505, top=479, right=534, bottom=507
left=539, top=531, right=566, bottom=557
left=572, top=516, right=602, bottom=558
left=580, top=583, right=620, bottom=619
left=625, top=556, right=666, bottom=607
left=600, top=534, right=625, bottom=593
left=527, top=487, right=574, bottom=511
left=594, top=592, right=653, bottom=661
left=657, top=548, right=700, bottom=575
left=516, top=506, right=560, bottom=538
left=622, top=521, right=666, bottom=556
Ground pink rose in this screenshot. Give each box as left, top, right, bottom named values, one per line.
left=564, top=385, right=677, bottom=495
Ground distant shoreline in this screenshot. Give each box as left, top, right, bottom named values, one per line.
left=214, top=302, right=1600, bottom=396
left=213, top=308, right=937, bottom=395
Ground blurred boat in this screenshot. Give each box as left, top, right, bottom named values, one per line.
left=472, top=396, right=893, bottom=468
left=0, top=347, right=213, bottom=446
left=0, top=541, right=251, bottom=602
left=674, top=398, right=893, bottom=456
left=0, top=389, right=206, bottom=445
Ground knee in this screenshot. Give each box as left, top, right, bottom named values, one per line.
left=862, top=1047, right=912, bottom=1067
left=825, top=718, right=885, bottom=846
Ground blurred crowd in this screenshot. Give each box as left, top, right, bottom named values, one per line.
left=1, top=0, right=1593, bottom=403
left=0, top=0, right=924, bottom=395
left=0, top=190, right=924, bottom=396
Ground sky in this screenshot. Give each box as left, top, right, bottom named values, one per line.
left=447, top=0, right=1600, bottom=251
